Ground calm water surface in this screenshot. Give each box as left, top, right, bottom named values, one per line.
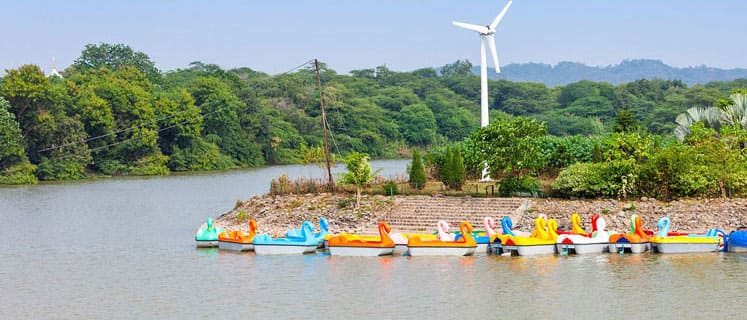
left=1, top=159, right=745, bottom=319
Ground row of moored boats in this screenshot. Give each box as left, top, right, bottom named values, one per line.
left=195, top=214, right=747, bottom=256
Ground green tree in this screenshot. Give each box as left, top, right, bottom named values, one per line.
left=72, top=43, right=161, bottom=82
left=0, top=97, right=26, bottom=168
left=452, top=145, right=466, bottom=190
left=613, top=109, right=639, bottom=133
left=409, top=149, right=426, bottom=190
left=440, top=60, right=474, bottom=77
left=339, top=152, right=378, bottom=209
left=0, top=97, right=37, bottom=184
left=468, top=117, right=547, bottom=178
left=397, top=103, right=437, bottom=146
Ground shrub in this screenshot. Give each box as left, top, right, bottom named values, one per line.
left=129, top=153, right=170, bottom=176
left=382, top=180, right=399, bottom=195
left=0, top=162, right=38, bottom=185
left=236, top=210, right=249, bottom=222
left=552, top=159, right=639, bottom=198
left=499, top=175, right=540, bottom=197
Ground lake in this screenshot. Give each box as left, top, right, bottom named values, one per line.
left=1, top=159, right=745, bottom=319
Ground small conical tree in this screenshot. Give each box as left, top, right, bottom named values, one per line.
left=592, top=143, right=603, bottom=163
left=441, top=146, right=454, bottom=188
left=409, top=149, right=426, bottom=190
left=452, top=145, right=466, bottom=190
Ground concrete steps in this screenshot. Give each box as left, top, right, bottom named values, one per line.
left=364, top=196, right=528, bottom=233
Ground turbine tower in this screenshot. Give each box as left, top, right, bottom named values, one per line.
left=453, top=0, right=512, bottom=181
left=453, top=0, right=512, bottom=127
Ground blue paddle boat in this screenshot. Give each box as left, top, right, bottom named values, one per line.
left=195, top=217, right=225, bottom=248
left=726, top=227, right=747, bottom=253
left=253, top=221, right=319, bottom=255
left=285, top=217, right=329, bottom=248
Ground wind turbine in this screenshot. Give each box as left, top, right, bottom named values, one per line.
left=453, top=0, right=512, bottom=127
left=453, top=0, right=512, bottom=181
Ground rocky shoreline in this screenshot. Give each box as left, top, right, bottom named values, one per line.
left=213, top=193, right=397, bottom=237
left=527, top=197, right=747, bottom=233
left=208, top=193, right=747, bottom=235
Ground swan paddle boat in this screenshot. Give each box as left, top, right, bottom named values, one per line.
left=218, top=220, right=257, bottom=251
left=501, top=217, right=559, bottom=256
left=726, top=227, right=747, bottom=252
left=407, top=221, right=477, bottom=256
left=650, top=217, right=722, bottom=253
left=556, top=214, right=611, bottom=254
left=287, top=217, right=329, bottom=248
left=253, top=221, right=319, bottom=255
left=327, top=222, right=395, bottom=256
left=489, top=217, right=533, bottom=255
left=608, top=214, right=652, bottom=254
left=195, top=217, right=226, bottom=248
left=465, top=217, right=502, bottom=254
left=387, top=222, right=446, bottom=255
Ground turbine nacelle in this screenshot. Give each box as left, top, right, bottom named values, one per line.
left=452, top=0, right=512, bottom=73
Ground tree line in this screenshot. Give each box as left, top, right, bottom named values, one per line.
left=1, top=43, right=745, bottom=190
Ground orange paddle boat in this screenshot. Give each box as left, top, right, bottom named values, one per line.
left=327, top=222, right=395, bottom=256
left=218, top=220, right=257, bottom=251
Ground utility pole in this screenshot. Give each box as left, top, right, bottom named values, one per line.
left=315, top=59, right=335, bottom=190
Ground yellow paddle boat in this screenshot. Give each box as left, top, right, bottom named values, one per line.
left=650, top=217, right=721, bottom=253
left=501, top=217, right=559, bottom=256
left=407, top=221, right=477, bottom=256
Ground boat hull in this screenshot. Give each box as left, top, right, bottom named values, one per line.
left=195, top=240, right=218, bottom=248
left=407, top=246, right=476, bottom=256
left=556, top=242, right=608, bottom=254
left=608, top=242, right=650, bottom=254
left=475, top=243, right=490, bottom=255
left=253, top=244, right=317, bottom=255
left=218, top=241, right=254, bottom=251
left=653, top=242, right=718, bottom=253
left=393, top=244, right=409, bottom=255
left=328, top=246, right=394, bottom=256
left=502, top=244, right=556, bottom=256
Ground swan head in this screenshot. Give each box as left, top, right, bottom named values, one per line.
left=596, top=218, right=606, bottom=231
left=320, top=217, right=329, bottom=233
left=656, top=217, right=670, bottom=237
left=484, top=216, right=496, bottom=229
left=206, top=217, right=214, bottom=231
left=302, top=221, right=315, bottom=238
left=249, top=220, right=258, bottom=234
left=591, top=214, right=600, bottom=232
left=379, top=221, right=391, bottom=234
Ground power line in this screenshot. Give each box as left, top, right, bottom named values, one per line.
left=53, top=105, right=228, bottom=160
left=41, top=59, right=317, bottom=155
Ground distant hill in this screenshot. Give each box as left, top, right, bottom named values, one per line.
left=474, top=59, right=747, bottom=86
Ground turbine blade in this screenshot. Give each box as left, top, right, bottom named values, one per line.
left=453, top=21, right=489, bottom=34
left=490, top=0, right=513, bottom=30
left=486, top=34, right=500, bottom=73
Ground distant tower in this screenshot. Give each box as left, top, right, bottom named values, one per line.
left=50, top=57, right=63, bottom=78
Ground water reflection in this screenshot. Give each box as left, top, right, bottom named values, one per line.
left=2, top=160, right=747, bottom=318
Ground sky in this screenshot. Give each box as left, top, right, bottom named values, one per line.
left=1, top=0, right=746, bottom=75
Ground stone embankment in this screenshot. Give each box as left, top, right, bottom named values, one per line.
left=209, top=193, right=747, bottom=235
